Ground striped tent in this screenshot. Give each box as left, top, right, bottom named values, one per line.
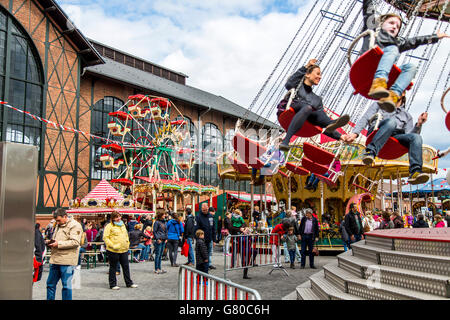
left=83, top=179, right=124, bottom=201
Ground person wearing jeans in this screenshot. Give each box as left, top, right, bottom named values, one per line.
left=153, top=211, right=168, bottom=274
left=374, top=46, right=417, bottom=98
left=360, top=0, right=447, bottom=112
left=166, top=212, right=184, bottom=267
left=345, top=95, right=429, bottom=185
left=46, top=208, right=83, bottom=300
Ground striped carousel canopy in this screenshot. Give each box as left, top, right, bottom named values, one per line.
left=83, top=179, right=124, bottom=201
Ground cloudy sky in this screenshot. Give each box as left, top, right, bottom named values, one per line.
left=58, top=0, right=450, bottom=175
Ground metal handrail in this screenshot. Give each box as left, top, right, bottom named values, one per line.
left=177, top=264, right=262, bottom=300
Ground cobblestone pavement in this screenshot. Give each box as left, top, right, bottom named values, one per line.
left=33, top=248, right=337, bottom=300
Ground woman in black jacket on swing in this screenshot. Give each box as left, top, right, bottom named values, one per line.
left=279, top=59, right=351, bottom=150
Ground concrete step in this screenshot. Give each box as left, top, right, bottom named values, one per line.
left=338, top=251, right=450, bottom=297
left=351, top=242, right=450, bottom=277
left=309, top=270, right=363, bottom=300
left=296, top=287, right=321, bottom=300
left=323, top=261, right=448, bottom=300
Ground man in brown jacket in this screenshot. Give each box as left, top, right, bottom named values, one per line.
left=46, top=208, right=82, bottom=300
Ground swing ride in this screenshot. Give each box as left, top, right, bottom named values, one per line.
left=70, top=94, right=218, bottom=215
left=218, top=0, right=448, bottom=251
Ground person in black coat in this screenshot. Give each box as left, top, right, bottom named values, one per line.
left=195, top=203, right=216, bottom=269
left=183, top=207, right=196, bottom=266
left=195, top=230, right=209, bottom=274
left=412, top=213, right=429, bottom=228
left=34, top=223, right=46, bottom=282
left=344, top=204, right=365, bottom=248
left=299, top=209, right=319, bottom=269
left=278, top=59, right=350, bottom=151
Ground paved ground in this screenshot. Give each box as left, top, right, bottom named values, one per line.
left=33, top=248, right=338, bottom=300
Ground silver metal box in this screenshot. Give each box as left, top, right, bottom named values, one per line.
left=0, top=142, right=38, bottom=300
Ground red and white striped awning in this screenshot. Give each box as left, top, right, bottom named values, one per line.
left=83, top=179, right=124, bottom=201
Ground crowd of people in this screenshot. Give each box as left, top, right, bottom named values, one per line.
left=34, top=201, right=450, bottom=300
left=36, top=202, right=220, bottom=300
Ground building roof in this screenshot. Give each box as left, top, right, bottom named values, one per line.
left=85, top=57, right=279, bottom=128
left=34, top=0, right=104, bottom=67
left=88, top=39, right=188, bottom=79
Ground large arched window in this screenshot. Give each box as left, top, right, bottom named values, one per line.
left=0, top=7, right=44, bottom=148
left=90, top=96, right=124, bottom=180
left=174, top=115, right=197, bottom=180
left=200, top=123, right=223, bottom=186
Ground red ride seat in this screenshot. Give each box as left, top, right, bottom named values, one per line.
left=301, top=157, right=328, bottom=175
left=228, top=156, right=249, bottom=174
left=365, top=130, right=408, bottom=160
left=316, top=174, right=337, bottom=188
left=232, top=132, right=267, bottom=167
left=285, top=162, right=309, bottom=176
left=303, top=142, right=335, bottom=165
left=350, top=46, right=412, bottom=99
left=278, top=108, right=322, bottom=138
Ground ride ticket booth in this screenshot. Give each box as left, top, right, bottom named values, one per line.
left=0, top=142, right=38, bottom=300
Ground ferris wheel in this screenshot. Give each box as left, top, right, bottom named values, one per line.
left=98, top=94, right=195, bottom=189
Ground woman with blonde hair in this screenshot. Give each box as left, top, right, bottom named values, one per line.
left=103, top=211, right=138, bottom=290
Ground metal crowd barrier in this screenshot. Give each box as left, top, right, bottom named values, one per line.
left=223, top=233, right=284, bottom=279
left=178, top=265, right=262, bottom=300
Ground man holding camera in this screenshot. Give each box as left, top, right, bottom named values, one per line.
left=46, top=208, right=83, bottom=300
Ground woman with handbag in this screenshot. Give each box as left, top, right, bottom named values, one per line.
left=166, top=212, right=184, bottom=267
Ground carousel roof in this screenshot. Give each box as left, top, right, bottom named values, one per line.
left=67, top=208, right=154, bottom=215
left=83, top=179, right=124, bottom=201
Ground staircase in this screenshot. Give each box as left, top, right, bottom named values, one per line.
left=297, top=229, right=450, bottom=300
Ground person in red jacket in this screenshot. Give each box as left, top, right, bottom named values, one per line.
left=270, top=221, right=292, bottom=267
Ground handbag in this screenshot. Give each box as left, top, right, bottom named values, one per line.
left=181, top=240, right=189, bottom=257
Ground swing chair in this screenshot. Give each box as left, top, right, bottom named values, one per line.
left=347, top=30, right=413, bottom=99
left=277, top=88, right=322, bottom=138
left=231, top=131, right=266, bottom=170
left=350, top=173, right=379, bottom=193
left=441, top=87, right=450, bottom=131
left=365, top=112, right=409, bottom=160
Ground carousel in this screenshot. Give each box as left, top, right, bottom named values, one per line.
left=217, top=0, right=449, bottom=251
left=70, top=94, right=218, bottom=219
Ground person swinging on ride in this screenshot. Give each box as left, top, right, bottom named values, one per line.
left=278, top=59, right=351, bottom=151
left=362, top=0, right=449, bottom=112
left=345, top=92, right=429, bottom=185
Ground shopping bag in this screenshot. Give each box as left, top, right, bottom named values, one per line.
left=181, top=240, right=189, bottom=257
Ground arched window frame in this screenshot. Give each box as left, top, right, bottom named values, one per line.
left=0, top=6, right=45, bottom=151
left=200, top=122, right=223, bottom=186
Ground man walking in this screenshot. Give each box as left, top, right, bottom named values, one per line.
left=46, top=209, right=83, bottom=300
left=196, top=203, right=216, bottom=270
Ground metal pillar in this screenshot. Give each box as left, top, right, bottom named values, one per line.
left=0, top=143, right=38, bottom=300
left=288, top=176, right=292, bottom=210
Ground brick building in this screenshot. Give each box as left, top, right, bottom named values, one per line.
left=0, top=0, right=275, bottom=221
